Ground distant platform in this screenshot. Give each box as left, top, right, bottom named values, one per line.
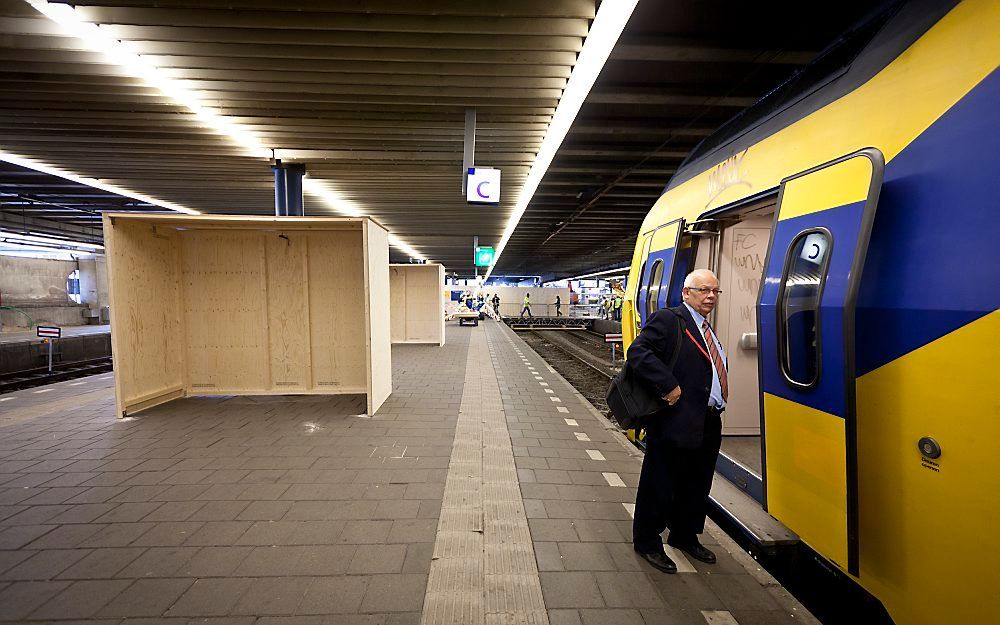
left=0, top=324, right=110, bottom=345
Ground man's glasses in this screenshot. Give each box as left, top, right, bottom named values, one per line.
left=686, top=286, right=723, bottom=295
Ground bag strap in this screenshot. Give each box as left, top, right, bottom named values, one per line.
left=667, top=309, right=684, bottom=370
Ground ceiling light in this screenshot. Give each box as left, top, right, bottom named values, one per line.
left=484, top=0, right=639, bottom=279
left=1, top=230, right=105, bottom=250
left=26, top=0, right=270, bottom=160
left=561, top=266, right=631, bottom=281
left=0, top=149, right=199, bottom=215
left=20, top=0, right=428, bottom=260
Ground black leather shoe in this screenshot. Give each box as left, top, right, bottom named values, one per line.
left=635, top=549, right=677, bottom=574
left=669, top=540, right=716, bottom=564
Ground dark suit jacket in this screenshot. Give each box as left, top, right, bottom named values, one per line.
left=626, top=305, right=715, bottom=448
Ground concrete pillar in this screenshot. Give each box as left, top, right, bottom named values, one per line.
left=79, top=257, right=98, bottom=307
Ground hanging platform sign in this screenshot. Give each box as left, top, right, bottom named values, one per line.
left=475, top=246, right=495, bottom=267
left=466, top=167, right=501, bottom=205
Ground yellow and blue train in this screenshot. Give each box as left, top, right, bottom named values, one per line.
left=621, top=1, right=998, bottom=623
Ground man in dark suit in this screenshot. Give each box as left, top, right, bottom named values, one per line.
left=627, top=269, right=728, bottom=573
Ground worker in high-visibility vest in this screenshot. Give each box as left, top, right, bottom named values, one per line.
left=520, top=293, right=532, bottom=318
left=613, top=295, right=623, bottom=321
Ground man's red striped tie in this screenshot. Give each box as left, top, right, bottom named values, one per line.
left=701, top=320, right=728, bottom=402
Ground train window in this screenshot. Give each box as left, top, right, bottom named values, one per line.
left=778, top=230, right=832, bottom=387
left=646, top=259, right=664, bottom=317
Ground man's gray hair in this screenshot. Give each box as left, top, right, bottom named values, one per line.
left=684, top=269, right=719, bottom=288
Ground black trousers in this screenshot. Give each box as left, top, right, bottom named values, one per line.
left=632, top=407, right=723, bottom=554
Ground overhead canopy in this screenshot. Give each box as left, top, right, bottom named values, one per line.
left=0, top=0, right=595, bottom=272
left=0, top=0, right=879, bottom=276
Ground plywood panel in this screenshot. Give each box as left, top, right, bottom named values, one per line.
left=389, top=266, right=407, bottom=343
left=104, top=214, right=385, bottom=415
left=405, top=265, right=444, bottom=344
left=265, top=232, right=311, bottom=390
left=365, top=222, right=392, bottom=414
left=180, top=231, right=268, bottom=393
left=307, top=231, right=366, bottom=392
left=436, top=265, right=446, bottom=345
left=103, top=216, right=184, bottom=416
left=389, top=264, right=445, bottom=345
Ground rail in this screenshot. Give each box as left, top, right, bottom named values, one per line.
left=0, top=356, right=113, bottom=393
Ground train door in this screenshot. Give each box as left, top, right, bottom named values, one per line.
left=716, top=216, right=772, bottom=436
left=635, top=219, right=683, bottom=328
left=758, top=148, right=884, bottom=576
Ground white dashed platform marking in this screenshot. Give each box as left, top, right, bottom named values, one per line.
left=602, top=472, right=626, bottom=487
left=586, top=450, right=606, bottom=461
left=701, top=611, right=739, bottom=625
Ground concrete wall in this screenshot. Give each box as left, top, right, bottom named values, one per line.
left=0, top=255, right=108, bottom=330
left=0, top=255, right=76, bottom=305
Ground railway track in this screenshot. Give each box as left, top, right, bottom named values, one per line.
left=520, top=329, right=619, bottom=412
left=0, top=357, right=113, bottom=394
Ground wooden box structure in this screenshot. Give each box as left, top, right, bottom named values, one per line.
left=103, top=213, right=391, bottom=417
left=389, top=263, right=445, bottom=345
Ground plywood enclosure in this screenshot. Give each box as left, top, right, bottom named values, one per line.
left=103, top=213, right=391, bottom=417
left=389, top=263, right=446, bottom=345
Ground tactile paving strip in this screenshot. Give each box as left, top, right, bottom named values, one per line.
left=421, top=329, right=549, bottom=625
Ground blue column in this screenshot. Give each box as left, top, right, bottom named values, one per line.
left=272, top=161, right=287, bottom=216
left=285, top=164, right=305, bottom=216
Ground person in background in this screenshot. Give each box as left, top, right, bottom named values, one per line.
left=492, top=293, right=501, bottom=316
left=520, top=293, right=532, bottom=318
left=613, top=295, right=623, bottom=321
left=627, top=269, right=727, bottom=574
left=555, top=295, right=562, bottom=317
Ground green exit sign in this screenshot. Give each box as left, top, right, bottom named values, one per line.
left=475, top=246, right=494, bottom=267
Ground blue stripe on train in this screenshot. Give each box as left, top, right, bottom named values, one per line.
left=760, top=201, right=864, bottom=418
left=855, top=67, right=1000, bottom=377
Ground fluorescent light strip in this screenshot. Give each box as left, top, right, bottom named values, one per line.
left=0, top=149, right=199, bottom=215
left=484, top=0, right=639, bottom=279
left=561, top=266, right=631, bottom=281
left=27, top=0, right=270, bottom=161
left=1, top=230, right=104, bottom=250
left=301, top=177, right=425, bottom=260
left=20, top=0, right=427, bottom=260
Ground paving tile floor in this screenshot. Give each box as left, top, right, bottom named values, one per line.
left=0, top=321, right=815, bottom=625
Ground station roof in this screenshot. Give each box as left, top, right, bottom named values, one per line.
left=0, top=0, right=876, bottom=276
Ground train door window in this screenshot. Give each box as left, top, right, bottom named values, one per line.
left=635, top=233, right=654, bottom=323
left=646, top=259, right=664, bottom=317
left=778, top=229, right=832, bottom=387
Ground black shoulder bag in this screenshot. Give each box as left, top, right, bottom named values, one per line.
left=605, top=311, right=684, bottom=431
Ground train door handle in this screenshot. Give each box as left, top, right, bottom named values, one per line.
left=739, top=332, right=758, bottom=350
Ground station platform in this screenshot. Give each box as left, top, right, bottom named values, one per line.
left=0, top=325, right=112, bottom=379
left=0, top=321, right=812, bottom=625
left=0, top=324, right=111, bottom=345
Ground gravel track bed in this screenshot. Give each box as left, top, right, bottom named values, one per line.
left=519, top=331, right=620, bottom=413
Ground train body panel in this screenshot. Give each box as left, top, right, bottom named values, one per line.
left=623, top=2, right=1000, bottom=623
